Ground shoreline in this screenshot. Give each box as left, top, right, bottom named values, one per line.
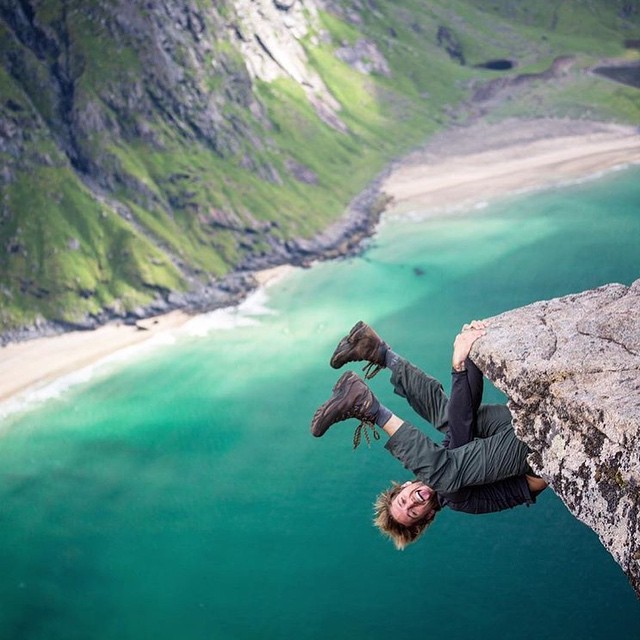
left=0, top=264, right=296, bottom=415
left=380, top=118, right=640, bottom=214
left=1, top=118, right=639, bottom=414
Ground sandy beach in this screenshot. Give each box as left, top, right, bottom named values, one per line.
left=2, top=118, right=639, bottom=412
left=381, top=119, right=640, bottom=214
left=0, top=310, right=192, bottom=406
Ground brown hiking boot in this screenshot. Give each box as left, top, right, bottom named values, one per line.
left=329, top=321, right=388, bottom=379
left=310, top=371, right=381, bottom=448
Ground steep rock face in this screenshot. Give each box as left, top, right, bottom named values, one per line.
left=0, top=0, right=271, bottom=336
left=472, top=279, right=640, bottom=597
left=229, top=0, right=347, bottom=131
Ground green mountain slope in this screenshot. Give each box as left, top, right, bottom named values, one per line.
left=1, top=0, right=638, bottom=337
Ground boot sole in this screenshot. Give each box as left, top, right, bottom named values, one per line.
left=330, top=321, right=365, bottom=369
left=310, top=371, right=360, bottom=437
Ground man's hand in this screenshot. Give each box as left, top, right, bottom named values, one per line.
left=452, top=320, right=488, bottom=372
left=461, top=320, right=488, bottom=333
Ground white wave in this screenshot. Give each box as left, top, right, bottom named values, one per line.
left=0, top=358, right=114, bottom=422
left=183, top=310, right=259, bottom=337
left=386, top=201, right=489, bottom=223
left=238, top=288, right=278, bottom=317
left=182, top=288, right=278, bottom=337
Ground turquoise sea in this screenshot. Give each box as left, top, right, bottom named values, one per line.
left=1, top=168, right=639, bottom=639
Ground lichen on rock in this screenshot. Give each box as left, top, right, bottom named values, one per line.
left=472, top=279, right=640, bottom=597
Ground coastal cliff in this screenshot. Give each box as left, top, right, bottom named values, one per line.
left=472, top=279, right=640, bottom=597
left=1, top=0, right=639, bottom=342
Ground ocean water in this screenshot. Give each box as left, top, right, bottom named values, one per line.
left=0, top=167, right=639, bottom=639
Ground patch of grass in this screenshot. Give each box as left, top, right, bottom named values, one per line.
left=0, top=60, right=25, bottom=103
left=484, top=66, right=640, bottom=124
left=0, top=167, right=185, bottom=328
left=317, top=10, right=362, bottom=46
left=69, top=6, right=142, bottom=87
left=0, top=32, right=62, bottom=130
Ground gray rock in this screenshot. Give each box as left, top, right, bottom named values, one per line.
left=335, top=39, right=390, bottom=76
left=285, top=157, right=318, bottom=184
left=472, top=279, right=640, bottom=597
left=230, top=0, right=346, bottom=131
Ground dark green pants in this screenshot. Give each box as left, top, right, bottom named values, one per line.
left=385, top=357, right=531, bottom=493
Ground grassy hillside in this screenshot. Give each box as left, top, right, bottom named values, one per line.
left=0, top=0, right=638, bottom=335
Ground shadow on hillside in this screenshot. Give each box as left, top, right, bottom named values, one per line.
left=593, top=62, right=640, bottom=89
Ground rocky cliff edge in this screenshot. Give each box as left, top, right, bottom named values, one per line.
left=472, top=279, right=640, bottom=597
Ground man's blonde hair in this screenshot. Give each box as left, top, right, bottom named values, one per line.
left=373, top=481, right=439, bottom=550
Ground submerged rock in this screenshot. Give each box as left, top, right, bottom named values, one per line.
left=472, top=279, right=640, bottom=597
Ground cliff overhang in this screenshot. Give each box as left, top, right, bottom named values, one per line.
left=472, top=279, right=640, bottom=597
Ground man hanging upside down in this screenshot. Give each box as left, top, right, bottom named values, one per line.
left=310, top=320, right=547, bottom=550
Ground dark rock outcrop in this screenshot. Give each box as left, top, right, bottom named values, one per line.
left=469, top=56, right=574, bottom=105
left=472, top=279, right=640, bottom=597
left=593, top=62, right=640, bottom=89
left=436, top=26, right=465, bottom=65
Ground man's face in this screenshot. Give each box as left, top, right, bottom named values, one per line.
left=390, top=481, right=434, bottom=526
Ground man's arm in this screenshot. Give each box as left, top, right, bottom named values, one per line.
left=446, top=323, right=486, bottom=449
left=443, top=476, right=536, bottom=514
left=385, top=421, right=532, bottom=492
left=445, top=369, right=474, bottom=449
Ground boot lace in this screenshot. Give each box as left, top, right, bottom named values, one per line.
left=362, top=362, right=383, bottom=379
left=352, top=421, right=380, bottom=449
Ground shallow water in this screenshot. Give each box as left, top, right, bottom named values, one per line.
left=0, top=168, right=639, bottom=639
